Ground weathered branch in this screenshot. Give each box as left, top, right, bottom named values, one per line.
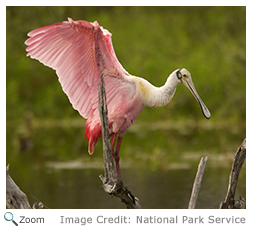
left=188, top=157, right=208, bottom=209
left=6, top=164, right=43, bottom=209
left=98, top=74, right=142, bottom=209
left=219, top=138, right=246, bottom=209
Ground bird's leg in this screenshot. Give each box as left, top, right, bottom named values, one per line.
left=113, top=136, right=123, bottom=178
left=110, top=133, right=120, bottom=176
left=111, top=133, right=117, bottom=149
left=110, top=134, right=122, bottom=177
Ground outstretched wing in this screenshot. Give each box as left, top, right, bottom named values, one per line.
left=25, top=18, right=134, bottom=119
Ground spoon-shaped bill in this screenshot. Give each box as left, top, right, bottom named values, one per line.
left=184, top=78, right=211, bottom=119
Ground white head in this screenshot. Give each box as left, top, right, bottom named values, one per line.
left=172, top=68, right=211, bottom=119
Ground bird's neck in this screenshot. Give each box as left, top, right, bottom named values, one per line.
left=133, top=74, right=181, bottom=107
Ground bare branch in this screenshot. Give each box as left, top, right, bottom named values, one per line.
left=219, top=138, right=246, bottom=209
left=98, top=74, right=142, bottom=209
left=6, top=164, right=44, bottom=209
left=188, top=157, right=208, bottom=209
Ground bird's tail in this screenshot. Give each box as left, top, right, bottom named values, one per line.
left=85, top=121, right=102, bottom=155
left=85, top=118, right=115, bottom=154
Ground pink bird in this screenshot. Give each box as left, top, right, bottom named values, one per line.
left=25, top=18, right=211, bottom=177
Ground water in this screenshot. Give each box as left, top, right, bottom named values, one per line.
left=6, top=118, right=246, bottom=209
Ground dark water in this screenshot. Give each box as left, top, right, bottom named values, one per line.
left=6, top=119, right=246, bottom=209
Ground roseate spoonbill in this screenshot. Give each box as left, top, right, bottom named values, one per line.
left=25, top=18, right=211, bottom=177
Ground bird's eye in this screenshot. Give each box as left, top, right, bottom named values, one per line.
left=183, top=74, right=187, bottom=78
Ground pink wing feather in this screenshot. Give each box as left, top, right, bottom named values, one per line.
left=25, top=18, right=133, bottom=120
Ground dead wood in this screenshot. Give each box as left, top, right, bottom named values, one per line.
left=6, top=164, right=44, bottom=209
left=188, top=157, right=208, bottom=209
left=98, top=74, right=142, bottom=209
left=219, top=138, right=246, bottom=209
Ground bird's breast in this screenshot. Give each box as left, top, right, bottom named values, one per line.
left=137, top=80, right=149, bottom=98
left=132, top=76, right=152, bottom=100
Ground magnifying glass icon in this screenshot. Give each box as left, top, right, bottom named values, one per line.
left=4, top=212, right=18, bottom=226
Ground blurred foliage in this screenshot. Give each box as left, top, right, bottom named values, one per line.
left=6, top=6, right=245, bottom=160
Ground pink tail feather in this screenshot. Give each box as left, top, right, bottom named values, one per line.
left=85, top=122, right=102, bottom=155
left=85, top=120, right=114, bottom=154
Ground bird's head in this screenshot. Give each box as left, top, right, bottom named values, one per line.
left=175, top=68, right=211, bottom=119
